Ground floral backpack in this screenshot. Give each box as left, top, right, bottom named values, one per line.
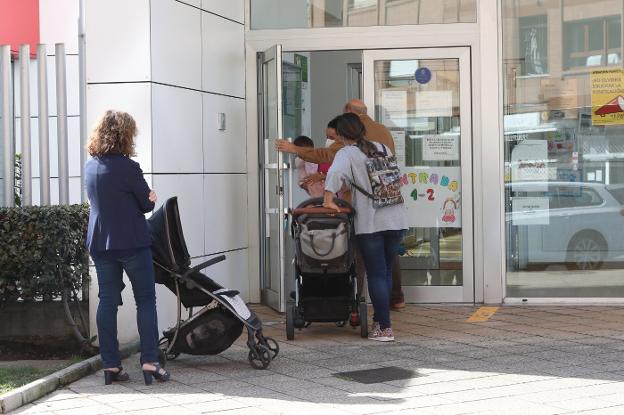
left=350, top=144, right=404, bottom=208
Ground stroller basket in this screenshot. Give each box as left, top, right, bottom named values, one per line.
left=292, top=198, right=355, bottom=276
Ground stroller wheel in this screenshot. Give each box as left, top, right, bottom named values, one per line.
left=359, top=301, right=369, bottom=338
left=286, top=302, right=295, bottom=341
left=264, top=337, right=280, bottom=359
left=248, top=344, right=272, bottom=369
left=158, top=349, right=167, bottom=368
left=166, top=351, right=180, bottom=361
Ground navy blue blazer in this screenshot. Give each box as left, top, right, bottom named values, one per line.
left=85, top=154, right=155, bottom=254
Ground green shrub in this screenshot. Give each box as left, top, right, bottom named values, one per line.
left=0, top=204, right=90, bottom=303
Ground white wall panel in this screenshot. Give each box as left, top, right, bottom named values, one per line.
left=152, top=85, right=203, bottom=173
left=151, top=0, right=201, bottom=90
left=85, top=0, right=151, bottom=83
left=152, top=174, right=205, bottom=258
left=39, top=0, right=79, bottom=55
left=87, top=83, right=152, bottom=172
left=203, top=94, right=246, bottom=173
left=204, top=174, right=248, bottom=254
left=191, top=249, right=250, bottom=301
left=201, top=13, right=245, bottom=98
left=178, top=0, right=201, bottom=8
left=201, top=0, right=244, bottom=23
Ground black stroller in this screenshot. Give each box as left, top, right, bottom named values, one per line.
left=147, top=197, right=278, bottom=369
left=286, top=198, right=367, bottom=340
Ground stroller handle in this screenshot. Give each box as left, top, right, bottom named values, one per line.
left=293, top=197, right=354, bottom=217
left=183, top=254, right=226, bottom=276
left=292, top=206, right=352, bottom=216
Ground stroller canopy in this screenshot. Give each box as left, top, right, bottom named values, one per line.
left=147, top=197, right=191, bottom=273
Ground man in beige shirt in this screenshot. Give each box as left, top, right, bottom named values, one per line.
left=343, top=99, right=406, bottom=310
left=344, top=99, right=395, bottom=154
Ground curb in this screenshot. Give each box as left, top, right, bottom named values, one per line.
left=0, top=341, right=139, bottom=414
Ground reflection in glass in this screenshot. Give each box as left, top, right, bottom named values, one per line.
left=373, top=58, right=463, bottom=287
left=251, top=0, right=477, bottom=30
left=503, top=0, right=624, bottom=297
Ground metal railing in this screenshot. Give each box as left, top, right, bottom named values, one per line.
left=1, top=0, right=86, bottom=207
left=0, top=40, right=85, bottom=207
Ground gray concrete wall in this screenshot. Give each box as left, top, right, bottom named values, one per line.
left=0, top=302, right=88, bottom=344
left=309, top=50, right=362, bottom=147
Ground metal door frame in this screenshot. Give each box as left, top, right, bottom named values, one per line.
left=258, top=44, right=287, bottom=312
left=245, top=3, right=504, bottom=305
left=362, top=47, right=475, bottom=303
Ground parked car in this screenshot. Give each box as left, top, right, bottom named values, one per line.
left=506, top=181, right=624, bottom=270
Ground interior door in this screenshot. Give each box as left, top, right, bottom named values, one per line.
left=362, top=47, right=474, bottom=303
left=258, top=45, right=290, bottom=312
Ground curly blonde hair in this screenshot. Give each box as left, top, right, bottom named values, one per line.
left=87, top=110, right=137, bottom=157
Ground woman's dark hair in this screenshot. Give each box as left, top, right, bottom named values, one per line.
left=327, top=115, right=340, bottom=130
left=335, top=113, right=377, bottom=156
left=294, top=135, right=313, bottom=148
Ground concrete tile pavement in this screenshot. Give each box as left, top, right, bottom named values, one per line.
left=11, top=305, right=624, bottom=414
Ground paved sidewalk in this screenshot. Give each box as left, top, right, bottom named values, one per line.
left=12, top=305, right=624, bottom=414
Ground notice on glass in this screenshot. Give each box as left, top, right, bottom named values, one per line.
left=380, top=89, right=407, bottom=127
left=415, top=91, right=453, bottom=118
left=400, top=166, right=461, bottom=228
left=511, top=197, right=549, bottom=225
left=591, top=69, right=624, bottom=125
left=390, top=130, right=406, bottom=165
left=511, top=140, right=548, bottom=191
left=422, top=134, right=459, bottom=161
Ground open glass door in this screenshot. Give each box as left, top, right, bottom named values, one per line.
left=362, top=48, right=474, bottom=303
left=258, top=45, right=291, bottom=312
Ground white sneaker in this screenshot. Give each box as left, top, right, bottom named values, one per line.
left=370, top=322, right=380, bottom=333
left=369, top=327, right=394, bottom=342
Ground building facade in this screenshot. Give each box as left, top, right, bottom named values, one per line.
left=3, top=0, right=624, bottom=343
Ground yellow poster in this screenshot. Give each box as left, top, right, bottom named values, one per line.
left=591, top=69, right=624, bottom=125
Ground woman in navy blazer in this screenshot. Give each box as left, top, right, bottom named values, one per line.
left=86, top=110, right=170, bottom=385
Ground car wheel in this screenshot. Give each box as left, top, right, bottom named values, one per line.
left=567, top=233, right=606, bottom=270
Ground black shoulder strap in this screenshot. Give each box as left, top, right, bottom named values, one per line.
left=380, top=143, right=388, bottom=156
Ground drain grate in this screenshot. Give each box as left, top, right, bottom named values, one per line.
left=334, top=366, right=419, bottom=384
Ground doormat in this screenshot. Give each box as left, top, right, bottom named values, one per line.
left=334, top=366, right=419, bottom=384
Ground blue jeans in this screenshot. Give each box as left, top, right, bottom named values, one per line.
left=357, top=230, right=405, bottom=330
left=93, top=247, right=159, bottom=368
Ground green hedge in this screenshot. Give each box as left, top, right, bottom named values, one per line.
left=0, top=204, right=90, bottom=303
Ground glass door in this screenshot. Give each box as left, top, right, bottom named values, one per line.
left=258, top=45, right=290, bottom=312
left=362, top=47, right=474, bottom=303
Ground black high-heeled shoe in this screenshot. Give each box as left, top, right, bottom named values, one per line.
left=104, top=367, right=130, bottom=385
left=142, top=363, right=170, bottom=385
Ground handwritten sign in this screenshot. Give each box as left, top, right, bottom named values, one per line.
left=400, top=166, right=461, bottom=228
left=390, top=130, right=406, bottom=165
left=415, top=91, right=453, bottom=118
left=381, top=89, right=407, bottom=127
left=511, top=139, right=548, bottom=191
left=511, top=197, right=549, bottom=225
left=422, top=134, right=459, bottom=161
